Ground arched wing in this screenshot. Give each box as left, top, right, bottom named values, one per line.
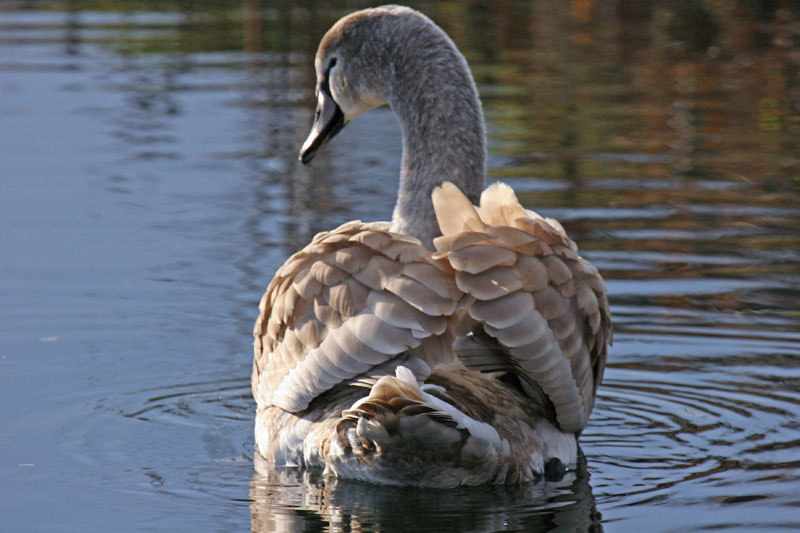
left=253, top=221, right=460, bottom=414
left=432, top=182, right=611, bottom=434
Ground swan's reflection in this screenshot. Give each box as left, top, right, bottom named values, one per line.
left=250, top=451, right=601, bottom=532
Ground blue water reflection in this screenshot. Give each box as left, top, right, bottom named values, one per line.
left=1, top=2, right=798, bottom=531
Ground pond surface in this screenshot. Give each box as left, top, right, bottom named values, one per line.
left=1, top=1, right=799, bottom=531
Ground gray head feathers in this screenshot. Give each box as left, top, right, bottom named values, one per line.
left=312, top=5, right=487, bottom=248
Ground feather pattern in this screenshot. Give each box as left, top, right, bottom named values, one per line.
left=252, top=5, right=610, bottom=487
left=253, top=221, right=458, bottom=413
left=431, top=181, right=610, bottom=434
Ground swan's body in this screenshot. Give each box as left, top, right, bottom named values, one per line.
left=252, top=5, right=610, bottom=487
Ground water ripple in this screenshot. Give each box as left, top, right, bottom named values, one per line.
left=586, top=366, right=800, bottom=508
left=99, top=376, right=252, bottom=426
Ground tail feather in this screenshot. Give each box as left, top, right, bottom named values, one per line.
left=338, top=366, right=465, bottom=452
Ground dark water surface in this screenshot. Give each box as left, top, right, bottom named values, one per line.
left=2, top=2, right=799, bottom=531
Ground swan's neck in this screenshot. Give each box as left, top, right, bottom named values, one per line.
left=386, top=47, right=486, bottom=249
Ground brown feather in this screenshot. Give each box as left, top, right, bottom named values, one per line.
left=447, top=244, right=518, bottom=274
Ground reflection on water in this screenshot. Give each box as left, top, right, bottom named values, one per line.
left=1, top=1, right=799, bottom=531
left=251, top=455, right=600, bottom=532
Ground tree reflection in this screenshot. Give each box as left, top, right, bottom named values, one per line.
left=35, top=0, right=798, bottom=526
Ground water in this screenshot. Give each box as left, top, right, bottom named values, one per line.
left=1, top=2, right=798, bottom=531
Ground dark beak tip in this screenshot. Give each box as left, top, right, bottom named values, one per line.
left=299, top=150, right=315, bottom=165
left=297, top=92, right=344, bottom=166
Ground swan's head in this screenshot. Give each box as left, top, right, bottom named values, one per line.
left=300, top=6, right=420, bottom=164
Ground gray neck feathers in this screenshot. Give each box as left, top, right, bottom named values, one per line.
left=379, top=12, right=486, bottom=248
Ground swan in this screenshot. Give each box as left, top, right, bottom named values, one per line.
left=252, top=5, right=610, bottom=488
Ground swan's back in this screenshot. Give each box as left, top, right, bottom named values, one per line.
left=253, top=185, right=610, bottom=485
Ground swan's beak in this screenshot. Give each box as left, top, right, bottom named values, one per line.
left=299, top=88, right=346, bottom=164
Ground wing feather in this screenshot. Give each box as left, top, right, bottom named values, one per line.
left=253, top=222, right=459, bottom=414
left=432, top=181, right=611, bottom=434
left=255, top=182, right=611, bottom=436
left=455, top=266, right=523, bottom=300
left=447, top=244, right=517, bottom=274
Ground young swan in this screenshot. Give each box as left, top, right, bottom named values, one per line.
left=252, top=5, right=611, bottom=487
